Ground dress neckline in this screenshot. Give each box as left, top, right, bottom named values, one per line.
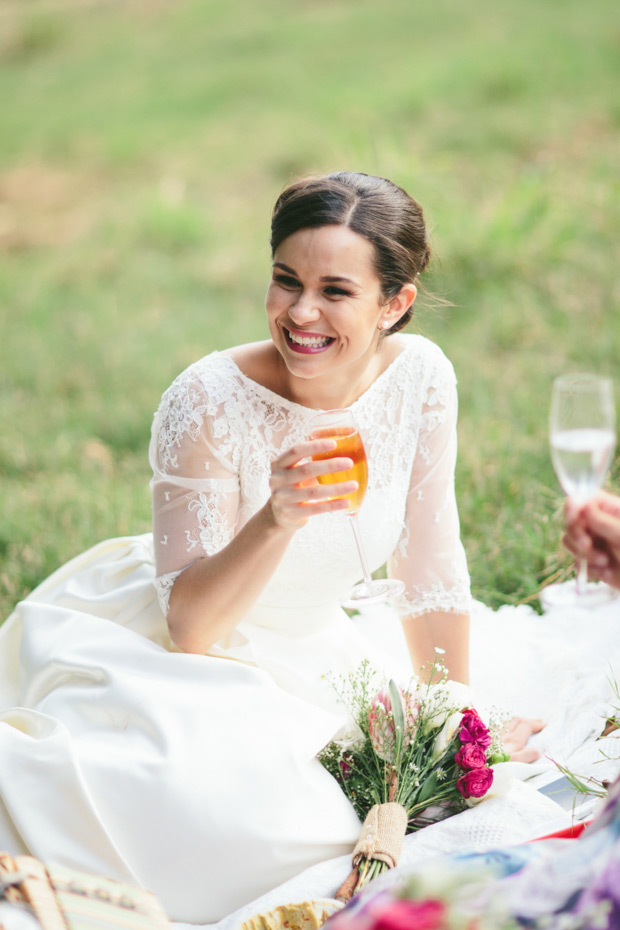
left=214, top=336, right=415, bottom=416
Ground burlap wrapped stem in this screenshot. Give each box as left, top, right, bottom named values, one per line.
left=336, top=802, right=408, bottom=903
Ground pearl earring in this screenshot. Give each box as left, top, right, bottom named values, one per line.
left=381, top=321, right=390, bottom=330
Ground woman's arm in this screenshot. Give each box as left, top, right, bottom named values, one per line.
left=164, top=439, right=357, bottom=653
left=388, top=369, right=471, bottom=684
left=401, top=610, right=470, bottom=685
left=150, top=367, right=359, bottom=653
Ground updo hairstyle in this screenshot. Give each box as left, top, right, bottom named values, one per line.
left=270, top=171, right=430, bottom=335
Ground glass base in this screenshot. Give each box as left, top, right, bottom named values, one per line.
left=540, top=579, right=619, bottom=612
left=341, top=578, right=405, bottom=608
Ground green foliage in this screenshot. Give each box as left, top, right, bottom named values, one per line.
left=1, top=0, right=619, bottom=619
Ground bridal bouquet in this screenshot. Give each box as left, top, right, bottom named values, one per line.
left=318, top=658, right=509, bottom=901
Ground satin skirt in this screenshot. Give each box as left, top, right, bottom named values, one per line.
left=0, top=536, right=362, bottom=923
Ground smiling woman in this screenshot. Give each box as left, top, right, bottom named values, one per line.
left=161, top=173, right=468, bottom=674
left=0, top=171, right=533, bottom=924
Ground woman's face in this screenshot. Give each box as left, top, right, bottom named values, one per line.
left=266, top=224, right=397, bottom=387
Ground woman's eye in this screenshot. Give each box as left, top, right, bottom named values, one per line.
left=274, top=274, right=300, bottom=288
left=324, top=286, right=351, bottom=298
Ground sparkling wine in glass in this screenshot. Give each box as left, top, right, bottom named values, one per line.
left=548, top=373, right=616, bottom=605
left=308, top=409, right=405, bottom=605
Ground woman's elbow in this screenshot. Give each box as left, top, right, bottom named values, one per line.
left=166, top=593, right=216, bottom=655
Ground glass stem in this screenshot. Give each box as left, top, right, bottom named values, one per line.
left=576, top=557, right=589, bottom=595
left=349, top=514, right=373, bottom=585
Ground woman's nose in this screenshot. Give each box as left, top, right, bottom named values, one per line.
left=288, top=291, right=321, bottom=324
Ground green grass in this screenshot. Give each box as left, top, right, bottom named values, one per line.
left=1, top=0, right=619, bottom=617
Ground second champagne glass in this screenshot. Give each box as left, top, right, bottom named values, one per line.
left=308, top=409, right=405, bottom=606
left=547, top=373, right=617, bottom=606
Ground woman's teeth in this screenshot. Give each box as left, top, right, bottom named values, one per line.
left=287, top=330, right=332, bottom=348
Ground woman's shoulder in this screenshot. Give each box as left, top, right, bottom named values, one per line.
left=152, top=349, right=262, bottom=465
left=159, top=347, right=254, bottom=408
left=393, top=333, right=457, bottom=384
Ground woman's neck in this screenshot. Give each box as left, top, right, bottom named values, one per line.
left=225, top=337, right=404, bottom=409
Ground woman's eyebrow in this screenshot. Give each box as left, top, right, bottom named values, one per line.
left=273, top=263, right=359, bottom=287
left=320, top=275, right=357, bottom=286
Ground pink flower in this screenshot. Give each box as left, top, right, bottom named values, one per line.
left=455, top=742, right=488, bottom=770
left=366, top=897, right=446, bottom=930
left=368, top=684, right=419, bottom=762
left=458, top=709, right=491, bottom=750
left=339, top=753, right=353, bottom=779
left=457, top=767, right=494, bottom=799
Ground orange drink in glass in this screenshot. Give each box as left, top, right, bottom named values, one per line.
left=310, top=425, right=368, bottom=514
left=308, top=409, right=404, bottom=606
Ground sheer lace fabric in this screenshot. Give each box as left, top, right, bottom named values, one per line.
left=149, top=335, right=471, bottom=645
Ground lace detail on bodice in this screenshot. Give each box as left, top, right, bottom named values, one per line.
left=153, top=569, right=183, bottom=617
left=395, top=578, right=471, bottom=618
left=149, top=334, right=471, bottom=632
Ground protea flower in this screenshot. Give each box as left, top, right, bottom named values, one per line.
left=368, top=681, right=420, bottom=763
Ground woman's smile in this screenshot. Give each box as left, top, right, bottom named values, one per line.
left=283, top=326, right=336, bottom=353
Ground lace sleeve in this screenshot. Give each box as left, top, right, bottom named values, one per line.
left=388, top=367, right=471, bottom=618
left=148, top=364, right=241, bottom=616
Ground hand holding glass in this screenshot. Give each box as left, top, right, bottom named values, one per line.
left=549, top=374, right=616, bottom=602
left=308, top=410, right=405, bottom=605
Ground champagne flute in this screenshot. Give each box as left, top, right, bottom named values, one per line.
left=548, top=373, right=617, bottom=606
left=308, top=409, right=405, bottom=605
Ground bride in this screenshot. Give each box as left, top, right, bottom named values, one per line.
left=0, top=172, right=557, bottom=925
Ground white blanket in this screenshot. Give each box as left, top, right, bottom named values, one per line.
left=188, top=592, right=620, bottom=930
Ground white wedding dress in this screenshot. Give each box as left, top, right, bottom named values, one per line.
left=1, top=335, right=619, bottom=928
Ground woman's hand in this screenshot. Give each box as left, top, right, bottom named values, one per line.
left=501, top=716, right=545, bottom=763
left=268, top=438, right=358, bottom=530
left=564, top=492, right=620, bottom=590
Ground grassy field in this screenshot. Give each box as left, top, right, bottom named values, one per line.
left=1, top=0, right=619, bottom=619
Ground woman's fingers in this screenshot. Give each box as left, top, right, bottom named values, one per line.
left=269, top=484, right=355, bottom=529
left=595, top=490, right=620, bottom=519
left=563, top=493, right=620, bottom=588
left=510, top=746, right=541, bottom=764
left=563, top=499, right=591, bottom=556
left=501, top=716, right=545, bottom=763
left=588, top=502, right=620, bottom=551
left=268, top=439, right=357, bottom=529
left=274, top=438, right=338, bottom=470
left=290, top=456, right=355, bottom=484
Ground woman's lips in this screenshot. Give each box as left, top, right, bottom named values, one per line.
left=284, top=327, right=335, bottom=354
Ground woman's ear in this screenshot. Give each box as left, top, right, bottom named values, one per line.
left=380, top=283, right=417, bottom=329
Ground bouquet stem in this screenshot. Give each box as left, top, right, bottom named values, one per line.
left=334, top=866, right=360, bottom=904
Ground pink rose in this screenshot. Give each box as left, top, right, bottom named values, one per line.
left=366, top=897, right=446, bottom=930
left=455, top=742, right=488, bottom=770
left=458, top=709, right=491, bottom=750
left=368, top=684, right=419, bottom=762
left=457, top=767, right=494, bottom=799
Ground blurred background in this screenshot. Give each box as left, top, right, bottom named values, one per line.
left=1, top=0, right=619, bottom=618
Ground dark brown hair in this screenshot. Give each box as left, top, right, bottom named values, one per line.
left=270, top=171, right=430, bottom=334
